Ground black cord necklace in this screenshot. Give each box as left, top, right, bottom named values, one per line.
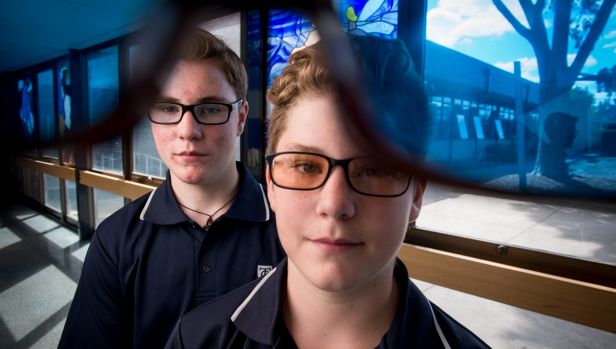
left=179, top=194, right=236, bottom=230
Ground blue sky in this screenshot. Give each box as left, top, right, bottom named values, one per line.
left=426, top=0, right=615, bottom=102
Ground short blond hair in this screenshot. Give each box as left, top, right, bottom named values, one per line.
left=181, top=29, right=247, bottom=101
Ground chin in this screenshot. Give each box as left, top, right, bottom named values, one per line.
left=309, top=263, right=359, bottom=292
left=172, top=170, right=208, bottom=185
left=311, top=275, right=360, bottom=293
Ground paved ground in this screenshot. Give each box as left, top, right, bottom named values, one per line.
left=0, top=184, right=614, bottom=348
left=415, top=182, right=616, bottom=348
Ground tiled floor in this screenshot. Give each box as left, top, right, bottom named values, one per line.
left=0, top=193, right=614, bottom=348
left=0, top=205, right=88, bottom=349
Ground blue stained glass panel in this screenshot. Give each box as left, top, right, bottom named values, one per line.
left=17, top=77, right=35, bottom=138
left=57, top=59, right=71, bottom=131
left=338, top=0, right=398, bottom=38
left=252, top=0, right=399, bottom=87
left=246, top=11, right=262, bottom=90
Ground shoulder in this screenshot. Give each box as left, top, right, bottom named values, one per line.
left=90, top=191, right=153, bottom=256
left=96, top=192, right=150, bottom=233
left=431, top=302, right=492, bottom=348
left=392, top=264, right=490, bottom=348
left=173, top=279, right=260, bottom=348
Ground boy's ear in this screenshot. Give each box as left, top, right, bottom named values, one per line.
left=409, top=179, right=427, bottom=223
left=236, top=100, right=249, bottom=136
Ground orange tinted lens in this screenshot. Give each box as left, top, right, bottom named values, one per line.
left=271, top=153, right=328, bottom=189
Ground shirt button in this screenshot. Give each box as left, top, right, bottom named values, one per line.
left=202, top=264, right=210, bottom=272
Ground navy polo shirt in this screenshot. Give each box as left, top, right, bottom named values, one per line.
left=166, top=257, right=491, bottom=349
left=59, top=162, right=285, bottom=349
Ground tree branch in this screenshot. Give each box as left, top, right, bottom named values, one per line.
left=569, top=0, right=616, bottom=80
left=551, top=0, right=572, bottom=72
left=492, top=0, right=532, bottom=40
left=519, top=0, right=535, bottom=19
left=512, top=0, right=551, bottom=81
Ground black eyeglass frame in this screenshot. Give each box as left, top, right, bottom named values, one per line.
left=147, top=99, right=243, bottom=125
left=265, top=151, right=412, bottom=198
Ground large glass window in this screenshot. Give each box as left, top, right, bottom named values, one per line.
left=422, top=0, right=616, bottom=264
left=57, top=58, right=75, bottom=165
left=130, top=45, right=167, bottom=178
left=132, top=118, right=166, bottom=178
left=37, top=70, right=58, bottom=158
left=88, top=46, right=123, bottom=174
left=201, top=13, right=243, bottom=162
left=65, top=180, right=78, bottom=221
left=43, top=174, right=61, bottom=212
left=25, top=169, right=40, bottom=202
left=93, top=189, right=124, bottom=228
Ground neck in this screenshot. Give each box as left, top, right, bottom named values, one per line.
left=170, top=165, right=240, bottom=227
left=282, top=260, right=399, bottom=349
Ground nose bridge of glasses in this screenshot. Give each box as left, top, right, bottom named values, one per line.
left=176, top=104, right=202, bottom=129
left=324, top=158, right=354, bottom=191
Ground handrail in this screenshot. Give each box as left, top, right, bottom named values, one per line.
left=407, top=227, right=616, bottom=288
left=79, top=170, right=156, bottom=200
left=16, top=157, right=76, bottom=181
left=398, top=244, right=616, bottom=333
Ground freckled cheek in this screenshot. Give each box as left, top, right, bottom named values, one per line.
left=204, top=127, right=235, bottom=146
left=275, top=192, right=315, bottom=239
left=151, top=128, right=174, bottom=158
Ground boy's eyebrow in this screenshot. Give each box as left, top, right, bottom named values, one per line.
left=285, top=143, right=324, bottom=154
left=154, top=95, right=233, bottom=104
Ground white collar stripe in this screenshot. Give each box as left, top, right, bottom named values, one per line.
left=428, top=301, right=452, bottom=349
left=258, top=183, right=270, bottom=221
left=139, top=188, right=158, bottom=221
left=230, top=266, right=278, bottom=322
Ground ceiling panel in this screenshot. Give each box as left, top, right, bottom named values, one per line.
left=0, top=0, right=160, bottom=71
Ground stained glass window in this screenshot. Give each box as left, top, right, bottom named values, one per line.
left=17, top=77, right=35, bottom=140
left=57, top=58, right=75, bottom=165
left=57, top=59, right=71, bottom=132
left=248, top=0, right=399, bottom=88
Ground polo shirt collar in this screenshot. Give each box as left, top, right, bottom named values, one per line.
left=231, top=258, right=287, bottom=345
left=139, top=172, right=186, bottom=225
left=223, top=162, right=270, bottom=223
left=382, top=260, right=437, bottom=348
left=140, top=162, right=270, bottom=225
left=231, top=258, right=441, bottom=348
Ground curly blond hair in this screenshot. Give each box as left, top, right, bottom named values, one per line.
left=266, top=43, right=332, bottom=154
left=266, top=36, right=429, bottom=155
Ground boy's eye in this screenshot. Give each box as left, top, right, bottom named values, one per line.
left=292, top=161, right=322, bottom=174
left=155, top=104, right=180, bottom=114
left=197, top=104, right=225, bottom=114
